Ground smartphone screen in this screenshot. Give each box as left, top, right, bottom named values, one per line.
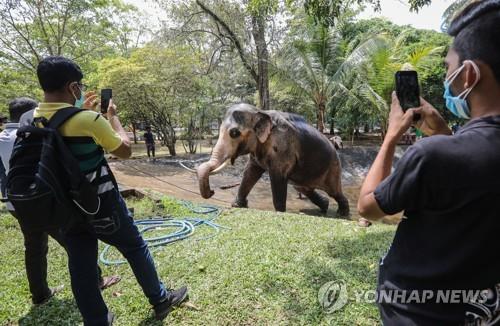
left=101, top=89, right=112, bottom=114
left=395, top=71, right=420, bottom=111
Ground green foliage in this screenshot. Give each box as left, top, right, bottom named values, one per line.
left=93, top=44, right=208, bottom=155
left=335, top=26, right=448, bottom=136
left=303, top=0, right=434, bottom=26
left=0, top=67, right=42, bottom=116
left=0, top=0, right=145, bottom=116
left=272, top=13, right=355, bottom=131
left=0, top=0, right=138, bottom=71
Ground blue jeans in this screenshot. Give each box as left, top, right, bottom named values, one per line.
left=64, top=190, right=167, bottom=325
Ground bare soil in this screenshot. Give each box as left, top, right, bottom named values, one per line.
left=110, top=139, right=403, bottom=224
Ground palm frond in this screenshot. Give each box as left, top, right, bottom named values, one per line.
left=441, top=0, right=474, bottom=32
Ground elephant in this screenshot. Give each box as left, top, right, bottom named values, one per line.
left=194, top=103, right=350, bottom=216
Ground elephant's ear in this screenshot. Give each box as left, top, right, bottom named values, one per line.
left=254, top=112, right=272, bottom=143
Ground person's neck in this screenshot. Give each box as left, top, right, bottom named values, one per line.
left=44, top=92, right=73, bottom=104
left=470, top=87, right=500, bottom=119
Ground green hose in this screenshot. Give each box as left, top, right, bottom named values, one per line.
left=99, top=202, right=228, bottom=265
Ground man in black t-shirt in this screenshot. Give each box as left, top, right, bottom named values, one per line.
left=143, top=126, right=155, bottom=158
left=358, top=1, right=500, bottom=324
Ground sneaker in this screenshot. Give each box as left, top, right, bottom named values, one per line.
left=153, top=286, right=189, bottom=320
left=33, top=285, right=64, bottom=306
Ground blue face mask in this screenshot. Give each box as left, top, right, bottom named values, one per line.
left=443, top=60, right=480, bottom=120
left=72, top=84, right=85, bottom=108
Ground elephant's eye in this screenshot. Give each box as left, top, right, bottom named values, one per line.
left=229, top=128, right=241, bottom=139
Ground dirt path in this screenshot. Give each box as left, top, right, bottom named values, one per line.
left=110, top=156, right=400, bottom=224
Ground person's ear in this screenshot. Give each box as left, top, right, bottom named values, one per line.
left=254, top=112, right=272, bottom=143
left=463, top=61, right=480, bottom=89
left=68, top=82, right=78, bottom=98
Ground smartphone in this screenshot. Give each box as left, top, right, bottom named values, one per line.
left=100, top=88, right=112, bottom=114
left=395, top=71, right=421, bottom=111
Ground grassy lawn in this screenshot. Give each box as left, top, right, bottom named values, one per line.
left=0, top=197, right=395, bottom=325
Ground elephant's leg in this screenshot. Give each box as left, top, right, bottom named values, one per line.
left=270, top=173, right=288, bottom=212
left=325, top=169, right=350, bottom=217
left=232, top=159, right=265, bottom=208
left=294, top=186, right=329, bottom=214
left=331, top=191, right=350, bottom=217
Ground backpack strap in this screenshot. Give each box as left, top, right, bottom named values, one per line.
left=47, top=107, right=84, bottom=129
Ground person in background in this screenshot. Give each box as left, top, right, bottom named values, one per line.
left=0, top=98, right=37, bottom=198
left=143, top=126, right=156, bottom=158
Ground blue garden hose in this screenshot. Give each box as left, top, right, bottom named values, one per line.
left=99, top=202, right=228, bottom=265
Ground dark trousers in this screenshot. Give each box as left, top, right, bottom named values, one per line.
left=379, top=303, right=462, bottom=326
left=20, top=224, right=104, bottom=304
left=64, top=190, right=166, bottom=325
left=146, top=143, right=155, bottom=158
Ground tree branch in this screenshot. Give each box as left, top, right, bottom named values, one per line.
left=195, top=0, right=258, bottom=83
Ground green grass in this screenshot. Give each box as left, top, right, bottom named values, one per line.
left=0, top=198, right=395, bottom=325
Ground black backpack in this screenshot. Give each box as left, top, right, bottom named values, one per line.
left=5, top=107, right=100, bottom=231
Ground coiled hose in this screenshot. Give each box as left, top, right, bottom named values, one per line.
left=99, top=201, right=228, bottom=265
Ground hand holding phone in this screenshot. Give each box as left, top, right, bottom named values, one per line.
left=100, top=88, right=112, bottom=114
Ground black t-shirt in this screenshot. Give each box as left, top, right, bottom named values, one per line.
left=374, top=115, right=500, bottom=322
left=143, top=131, right=154, bottom=144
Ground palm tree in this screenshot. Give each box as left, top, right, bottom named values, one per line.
left=441, top=0, right=474, bottom=32
left=274, top=17, right=384, bottom=133
left=332, top=31, right=443, bottom=140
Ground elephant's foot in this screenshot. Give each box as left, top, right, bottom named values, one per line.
left=336, top=204, right=350, bottom=217
left=298, top=188, right=329, bottom=214
left=358, top=218, right=372, bottom=227
left=318, top=197, right=329, bottom=214
left=333, top=194, right=350, bottom=217
left=231, top=197, right=248, bottom=208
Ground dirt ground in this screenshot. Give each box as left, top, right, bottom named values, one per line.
left=110, top=140, right=401, bottom=224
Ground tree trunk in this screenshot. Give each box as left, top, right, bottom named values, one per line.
left=132, top=122, right=137, bottom=144
left=317, top=103, right=325, bottom=133
left=167, top=145, right=176, bottom=156
left=252, top=15, right=270, bottom=111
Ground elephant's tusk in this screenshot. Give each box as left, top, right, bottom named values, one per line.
left=210, top=159, right=230, bottom=175
left=179, top=162, right=197, bottom=173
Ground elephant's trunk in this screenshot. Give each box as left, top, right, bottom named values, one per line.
left=197, top=134, right=226, bottom=199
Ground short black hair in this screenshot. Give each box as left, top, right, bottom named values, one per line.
left=8, top=97, right=38, bottom=123
left=448, top=0, right=500, bottom=83
left=37, top=56, right=83, bottom=92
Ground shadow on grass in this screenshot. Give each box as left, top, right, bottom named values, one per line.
left=139, top=316, right=163, bottom=326
left=299, top=207, right=351, bottom=220
left=18, top=298, right=81, bottom=325
left=263, top=229, right=394, bottom=324
left=312, top=229, right=394, bottom=287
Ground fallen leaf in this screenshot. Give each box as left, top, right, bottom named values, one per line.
left=181, top=301, right=200, bottom=311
